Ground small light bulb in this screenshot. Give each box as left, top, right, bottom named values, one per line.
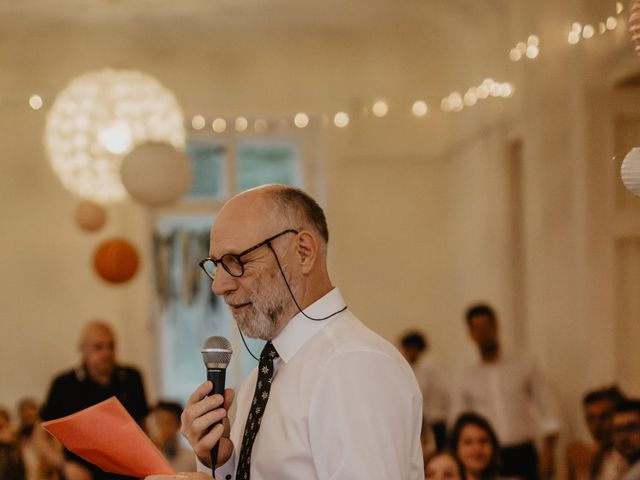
left=582, top=25, right=595, bottom=38
left=29, top=94, right=43, bottom=110
left=440, top=98, right=451, bottom=112
left=372, top=100, right=388, bottom=117
left=568, top=31, right=581, bottom=44
left=572, top=22, right=583, bottom=33
left=254, top=119, right=268, bottom=133
left=516, top=42, right=527, bottom=54
left=617, top=1, right=624, bottom=14
left=499, top=83, right=514, bottom=97
left=606, top=17, right=618, bottom=30
left=334, top=112, right=349, bottom=128
left=212, top=118, right=227, bottom=133
left=525, top=45, right=539, bottom=59
left=191, top=115, right=205, bottom=130
left=463, top=92, right=478, bottom=107
left=476, top=86, right=489, bottom=99
left=527, top=35, right=540, bottom=46
left=412, top=100, right=428, bottom=117
left=510, top=49, right=522, bottom=62
left=448, top=92, right=463, bottom=111
left=235, top=117, right=248, bottom=132
left=294, top=113, right=309, bottom=128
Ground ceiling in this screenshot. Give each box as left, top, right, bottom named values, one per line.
left=0, top=0, right=513, bottom=158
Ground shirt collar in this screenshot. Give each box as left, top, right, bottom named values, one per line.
left=271, top=287, right=346, bottom=364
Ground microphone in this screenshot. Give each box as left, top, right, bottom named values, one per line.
left=201, top=336, right=233, bottom=475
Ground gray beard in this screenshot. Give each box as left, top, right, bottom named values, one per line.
left=230, top=266, right=297, bottom=340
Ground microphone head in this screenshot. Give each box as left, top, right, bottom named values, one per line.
left=201, top=336, right=233, bottom=369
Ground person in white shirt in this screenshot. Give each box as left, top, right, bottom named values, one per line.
left=149, top=184, right=424, bottom=480
left=612, top=400, right=640, bottom=480
left=449, top=303, right=560, bottom=480
left=399, top=330, right=450, bottom=452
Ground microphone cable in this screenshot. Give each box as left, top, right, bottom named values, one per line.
left=238, top=243, right=347, bottom=361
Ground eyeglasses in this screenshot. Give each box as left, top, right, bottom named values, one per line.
left=199, top=229, right=298, bottom=281
left=613, top=421, right=640, bottom=434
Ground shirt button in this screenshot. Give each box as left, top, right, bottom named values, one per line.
left=225, top=475, right=232, bottom=480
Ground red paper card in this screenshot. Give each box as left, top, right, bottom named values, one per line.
left=42, top=396, right=175, bottom=477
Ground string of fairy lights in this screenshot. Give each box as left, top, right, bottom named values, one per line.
left=25, top=0, right=628, bottom=134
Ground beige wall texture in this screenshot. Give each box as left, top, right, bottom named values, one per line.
left=1, top=0, right=639, bottom=459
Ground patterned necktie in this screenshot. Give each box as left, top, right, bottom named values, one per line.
left=236, top=341, right=279, bottom=479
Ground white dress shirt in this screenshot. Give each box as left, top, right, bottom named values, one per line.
left=449, top=355, right=560, bottom=447
left=413, top=357, right=450, bottom=424
left=199, top=288, right=424, bottom=479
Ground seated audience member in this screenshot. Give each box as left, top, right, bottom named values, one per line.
left=16, top=398, right=59, bottom=480
left=40, top=320, right=149, bottom=480
left=567, top=386, right=627, bottom=480
left=451, top=412, right=501, bottom=480
left=146, top=402, right=194, bottom=473
left=424, top=451, right=466, bottom=480
left=612, top=399, right=640, bottom=480
left=400, top=330, right=450, bottom=451
left=0, top=406, right=25, bottom=480
left=421, top=418, right=437, bottom=463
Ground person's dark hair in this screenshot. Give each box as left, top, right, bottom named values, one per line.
left=465, top=303, right=496, bottom=327
left=424, top=450, right=466, bottom=479
left=583, top=385, right=625, bottom=407
left=401, top=331, right=428, bottom=352
left=614, top=398, right=640, bottom=416
left=270, top=187, right=329, bottom=243
left=451, top=412, right=500, bottom=479
left=153, top=401, right=183, bottom=422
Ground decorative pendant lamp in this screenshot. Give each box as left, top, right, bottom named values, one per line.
left=44, top=69, right=185, bottom=204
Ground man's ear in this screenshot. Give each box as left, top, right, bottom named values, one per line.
left=295, top=231, right=318, bottom=274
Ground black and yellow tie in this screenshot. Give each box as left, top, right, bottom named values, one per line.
left=236, top=341, right=279, bottom=479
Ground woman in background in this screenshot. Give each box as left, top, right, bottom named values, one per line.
left=425, top=451, right=466, bottom=480
left=451, top=412, right=501, bottom=480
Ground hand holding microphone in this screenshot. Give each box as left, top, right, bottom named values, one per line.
left=180, top=337, right=234, bottom=476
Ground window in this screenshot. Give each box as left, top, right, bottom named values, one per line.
left=154, top=130, right=305, bottom=403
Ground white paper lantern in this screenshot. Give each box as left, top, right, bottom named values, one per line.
left=621, top=147, right=640, bottom=196
left=121, top=142, right=192, bottom=207
left=45, top=69, right=185, bottom=204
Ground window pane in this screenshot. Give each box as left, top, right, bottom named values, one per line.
left=185, top=139, right=227, bottom=198
left=236, top=139, right=301, bottom=190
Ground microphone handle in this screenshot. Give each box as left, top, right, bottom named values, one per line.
left=207, top=367, right=226, bottom=477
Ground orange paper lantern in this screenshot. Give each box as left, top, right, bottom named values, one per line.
left=93, top=238, right=140, bottom=284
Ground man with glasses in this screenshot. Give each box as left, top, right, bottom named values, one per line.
left=567, top=386, right=627, bottom=480
left=168, top=184, right=424, bottom=480
left=612, top=399, right=640, bottom=480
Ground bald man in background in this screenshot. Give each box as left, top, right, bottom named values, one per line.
left=40, top=320, right=149, bottom=480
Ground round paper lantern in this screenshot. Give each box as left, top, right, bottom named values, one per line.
left=45, top=69, right=186, bottom=204
left=120, top=142, right=192, bottom=207
left=630, top=1, right=640, bottom=57
left=622, top=147, right=640, bottom=197
left=93, top=238, right=140, bottom=284
left=74, top=200, right=107, bottom=232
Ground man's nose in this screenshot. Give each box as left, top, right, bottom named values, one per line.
left=212, top=264, right=238, bottom=296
